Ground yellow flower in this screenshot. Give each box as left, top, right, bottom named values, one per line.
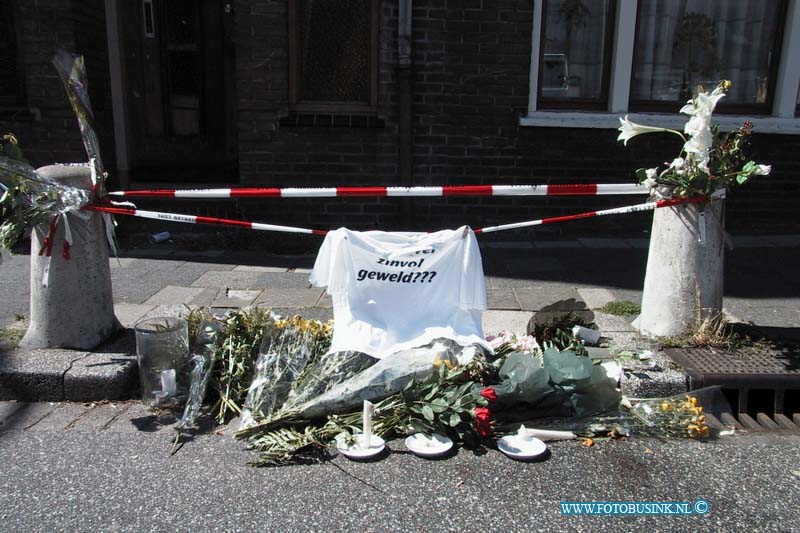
left=661, top=402, right=672, bottom=412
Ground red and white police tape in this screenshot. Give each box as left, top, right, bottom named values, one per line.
left=108, top=183, right=648, bottom=199
left=83, top=190, right=724, bottom=237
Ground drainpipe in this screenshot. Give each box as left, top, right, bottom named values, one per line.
left=398, top=0, right=413, bottom=227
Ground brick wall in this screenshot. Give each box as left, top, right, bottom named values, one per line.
left=0, top=0, right=112, bottom=170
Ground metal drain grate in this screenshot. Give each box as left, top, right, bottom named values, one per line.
left=665, top=347, right=800, bottom=416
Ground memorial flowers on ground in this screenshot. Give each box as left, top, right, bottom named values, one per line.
left=618, top=81, right=771, bottom=198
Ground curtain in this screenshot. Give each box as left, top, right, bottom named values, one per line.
left=631, top=0, right=782, bottom=106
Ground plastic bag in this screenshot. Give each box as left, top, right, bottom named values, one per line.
left=176, top=322, right=223, bottom=430
left=239, top=322, right=326, bottom=428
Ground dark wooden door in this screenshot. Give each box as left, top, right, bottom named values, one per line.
left=122, top=0, right=236, bottom=181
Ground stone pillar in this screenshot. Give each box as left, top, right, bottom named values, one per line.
left=636, top=198, right=725, bottom=338
left=20, top=164, right=119, bottom=350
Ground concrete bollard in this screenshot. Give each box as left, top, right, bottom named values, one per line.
left=19, top=164, right=119, bottom=350
left=636, top=197, right=725, bottom=338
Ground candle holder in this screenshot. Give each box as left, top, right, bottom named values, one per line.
left=134, top=317, right=190, bottom=407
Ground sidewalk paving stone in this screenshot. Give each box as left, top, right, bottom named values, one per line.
left=144, top=286, right=207, bottom=306
left=212, top=288, right=262, bottom=308
left=191, top=271, right=311, bottom=289
left=505, top=256, right=564, bottom=274
left=25, top=402, right=88, bottom=430
left=578, top=238, right=632, bottom=249
left=113, top=303, right=155, bottom=327
left=482, top=310, right=531, bottom=335
left=108, top=257, right=138, bottom=268
left=766, top=235, right=800, bottom=247
left=316, top=292, right=333, bottom=308
left=532, top=240, right=584, bottom=248
left=253, top=288, right=324, bottom=309
left=189, top=287, right=220, bottom=306
left=485, top=241, right=535, bottom=249
left=576, top=287, right=617, bottom=310
left=68, top=402, right=132, bottom=431
left=513, top=287, right=582, bottom=312
left=0, top=402, right=55, bottom=430
left=624, top=238, right=650, bottom=249
left=233, top=265, right=288, bottom=273
left=486, top=288, right=521, bottom=310
left=107, top=402, right=178, bottom=434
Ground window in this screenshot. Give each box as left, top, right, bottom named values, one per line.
left=522, top=0, right=800, bottom=133
left=288, top=0, right=379, bottom=114
left=631, top=0, right=784, bottom=114
left=0, top=1, right=26, bottom=105
left=539, top=0, right=615, bottom=110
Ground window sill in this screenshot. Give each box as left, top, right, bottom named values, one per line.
left=519, top=111, right=800, bottom=134
left=280, top=113, right=385, bottom=129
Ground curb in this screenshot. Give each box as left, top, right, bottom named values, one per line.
left=0, top=329, right=138, bottom=402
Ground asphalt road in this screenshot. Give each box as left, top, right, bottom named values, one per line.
left=0, top=409, right=798, bottom=532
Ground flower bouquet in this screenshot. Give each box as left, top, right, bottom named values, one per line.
left=618, top=81, right=770, bottom=198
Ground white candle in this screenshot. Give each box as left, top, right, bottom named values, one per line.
left=160, top=369, right=177, bottom=396
left=362, top=400, right=374, bottom=449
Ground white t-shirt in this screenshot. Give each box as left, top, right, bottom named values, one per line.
left=309, top=226, right=489, bottom=359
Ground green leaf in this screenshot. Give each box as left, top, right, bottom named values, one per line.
left=429, top=398, right=449, bottom=413
left=448, top=412, right=461, bottom=427
left=421, top=405, right=435, bottom=422
left=736, top=173, right=749, bottom=185
left=635, top=168, right=649, bottom=181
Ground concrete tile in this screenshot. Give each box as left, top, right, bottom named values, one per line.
left=253, top=288, right=324, bottom=308
left=113, top=304, right=156, bottom=328
left=270, top=307, right=333, bottom=322
left=0, top=402, right=56, bottom=430
left=593, top=312, right=637, bottom=333
left=212, top=288, right=262, bottom=308
left=107, top=402, right=179, bottom=433
left=288, top=267, right=312, bottom=274
left=513, top=287, right=582, bottom=311
left=189, top=287, right=219, bottom=306
left=625, top=238, right=650, bottom=249
left=68, top=402, right=132, bottom=431
left=765, top=235, right=800, bottom=247
left=731, top=235, right=772, bottom=248
left=486, top=288, right=521, bottom=310
left=578, top=238, right=631, bottom=249
left=505, top=257, right=564, bottom=274
left=191, top=271, right=311, bottom=289
left=108, top=257, right=138, bottom=268
left=182, top=249, right=226, bottom=258
left=532, top=240, right=584, bottom=249
left=26, top=402, right=88, bottom=431
left=316, top=292, right=333, bottom=308
left=576, top=288, right=617, bottom=310
left=233, top=265, right=288, bottom=272
left=485, top=241, right=535, bottom=249
left=144, top=285, right=206, bottom=306
left=482, top=310, right=531, bottom=336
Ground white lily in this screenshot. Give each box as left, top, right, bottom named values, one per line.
left=680, top=85, right=726, bottom=118
left=642, top=168, right=658, bottom=189
left=753, top=164, right=771, bottom=176
left=617, top=116, right=672, bottom=146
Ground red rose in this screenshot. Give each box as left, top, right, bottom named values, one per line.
left=480, top=387, right=497, bottom=402
left=474, top=406, right=492, bottom=438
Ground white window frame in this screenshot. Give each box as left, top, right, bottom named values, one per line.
left=521, top=0, right=800, bottom=134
